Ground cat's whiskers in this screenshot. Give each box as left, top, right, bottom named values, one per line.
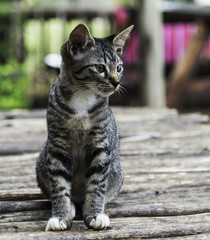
left=119, top=85, right=127, bottom=96
left=82, top=84, right=99, bottom=96
left=73, top=88, right=96, bottom=100
left=71, top=81, right=97, bottom=96
left=115, top=89, right=122, bottom=100
left=79, top=81, right=97, bottom=88
left=96, top=86, right=106, bottom=96
left=115, top=85, right=127, bottom=100
left=120, top=81, right=129, bottom=86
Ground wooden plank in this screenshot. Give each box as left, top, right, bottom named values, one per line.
left=0, top=118, right=46, bottom=155
left=1, top=186, right=210, bottom=222
left=0, top=109, right=46, bottom=120
left=0, top=189, right=43, bottom=201
left=149, top=234, right=210, bottom=240
left=122, top=155, right=210, bottom=174
left=0, top=200, right=50, bottom=214
left=120, top=135, right=210, bottom=157
left=0, top=215, right=210, bottom=239
left=0, top=211, right=50, bottom=224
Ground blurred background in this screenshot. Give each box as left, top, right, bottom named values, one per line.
left=1, top=0, right=210, bottom=112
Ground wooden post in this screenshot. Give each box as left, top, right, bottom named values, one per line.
left=139, top=0, right=165, bottom=107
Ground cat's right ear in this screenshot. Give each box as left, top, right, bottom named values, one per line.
left=67, top=24, right=95, bottom=59
left=113, top=25, right=134, bottom=56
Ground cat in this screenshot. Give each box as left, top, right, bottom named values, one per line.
left=36, top=23, right=133, bottom=231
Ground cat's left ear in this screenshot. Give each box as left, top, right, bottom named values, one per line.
left=67, top=24, right=95, bottom=59
left=113, top=25, right=134, bottom=56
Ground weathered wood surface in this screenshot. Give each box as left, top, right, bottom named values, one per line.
left=0, top=107, right=210, bottom=239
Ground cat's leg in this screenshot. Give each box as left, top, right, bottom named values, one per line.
left=46, top=200, right=76, bottom=231
left=36, top=142, right=51, bottom=198
left=43, top=148, right=75, bottom=231
left=46, top=169, right=75, bottom=231
left=37, top=144, right=75, bottom=231
left=83, top=147, right=111, bottom=230
left=105, top=160, right=123, bottom=202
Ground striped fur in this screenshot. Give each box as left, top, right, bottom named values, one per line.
left=36, top=24, right=133, bottom=231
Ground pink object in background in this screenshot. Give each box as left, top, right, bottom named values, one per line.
left=164, top=24, right=173, bottom=64
left=115, top=6, right=128, bottom=30
left=163, top=23, right=197, bottom=64
left=123, top=32, right=139, bottom=65
left=115, top=6, right=210, bottom=66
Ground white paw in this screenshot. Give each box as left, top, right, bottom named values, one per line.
left=46, top=217, right=71, bottom=231
left=89, top=214, right=110, bottom=229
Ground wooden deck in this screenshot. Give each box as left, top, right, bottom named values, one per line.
left=0, top=107, right=210, bottom=239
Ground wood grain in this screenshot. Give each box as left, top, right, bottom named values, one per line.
left=0, top=108, right=210, bottom=239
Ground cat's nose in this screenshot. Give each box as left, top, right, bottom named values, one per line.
left=108, top=76, right=120, bottom=88
left=111, top=81, right=120, bottom=88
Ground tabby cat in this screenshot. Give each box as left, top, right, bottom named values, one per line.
left=36, top=23, right=133, bottom=231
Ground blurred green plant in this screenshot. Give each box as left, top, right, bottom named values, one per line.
left=0, top=0, right=127, bottom=109
left=0, top=61, right=30, bottom=109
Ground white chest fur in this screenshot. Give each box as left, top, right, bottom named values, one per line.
left=69, top=90, right=97, bottom=117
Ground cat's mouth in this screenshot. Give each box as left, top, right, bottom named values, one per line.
left=96, top=84, right=120, bottom=97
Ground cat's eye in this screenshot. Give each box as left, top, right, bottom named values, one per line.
left=95, top=64, right=106, bottom=73
left=117, top=65, right=123, bottom=73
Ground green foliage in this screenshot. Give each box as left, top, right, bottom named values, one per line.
left=0, top=61, right=30, bottom=109
left=0, top=2, right=12, bottom=15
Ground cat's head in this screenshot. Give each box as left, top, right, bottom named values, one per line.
left=61, top=23, right=133, bottom=97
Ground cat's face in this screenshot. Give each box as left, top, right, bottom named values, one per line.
left=69, top=40, right=124, bottom=97
left=62, top=24, right=133, bottom=97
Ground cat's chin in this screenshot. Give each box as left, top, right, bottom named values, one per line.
left=97, top=91, right=115, bottom=98
left=96, top=87, right=118, bottom=98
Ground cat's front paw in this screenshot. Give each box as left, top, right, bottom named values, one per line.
left=85, top=214, right=110, bottom=230
left=46, top=217, right=72, bottom=231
